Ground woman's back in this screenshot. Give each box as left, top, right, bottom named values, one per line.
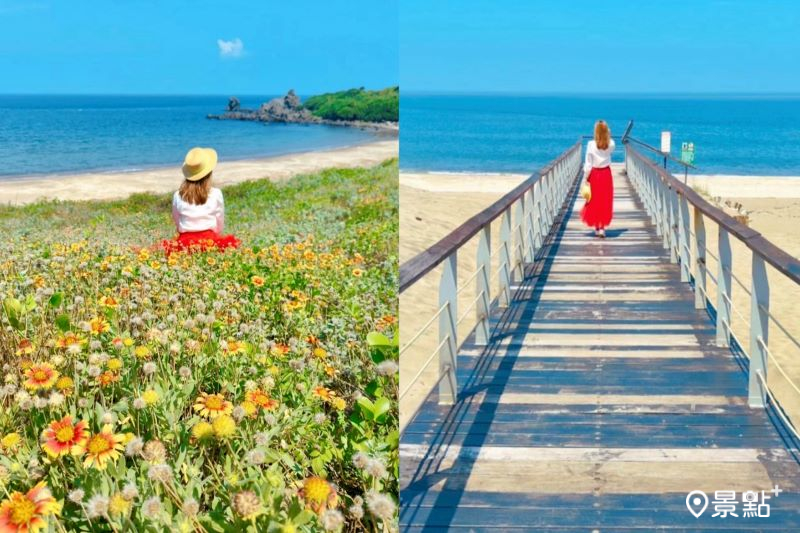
left=172, top=187, right=224, bottom=233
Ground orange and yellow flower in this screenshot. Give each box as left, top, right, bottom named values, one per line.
left=312, top=386, right=332, bottom=401
left=193, top=393, right=233, bottom=419
left=15, top=339, right=34, bottom=356
left=245, top=389, right=278, bottom=411
left=0, top=482, right=60, bottom=533
left=41, top=416, right=88, bottom=458
left=72, top=425, right=124, bottom=470
left=23, top=364, right=59, bottom=391
left=97, top=371, right=120, bottom=387
left=98, top=295, right=119, bottom=308
left=251, top=275, right=265, bottom=287
left=89, top=316, right=110, bottom=335
left=55, top=332, right=86, bottom=350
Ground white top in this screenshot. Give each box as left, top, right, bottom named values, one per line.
left=172, top=187, right=225, bottom=233
left=584, top=139, right=615, bottom=174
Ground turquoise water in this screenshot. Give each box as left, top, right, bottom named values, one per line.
left=400, top=94, right=800, bottom=175
left=0, top=95, right=381, bottom=178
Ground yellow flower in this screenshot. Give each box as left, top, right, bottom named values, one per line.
left=1, top=433, right=22, bottom=451
left=106, top=358, right=123, bottom=371
left=141, top=390, right=160, bottom=406
left=312, top=347, right=327, bottom=359
left=331, top=397, right=347, bottom=411
left=352, top=268, right=364, bottom=277
left=123, top=338, right=134, bottom=347
left=191, top=421, right=214, bottom=443
left=108, top=493, right=131, bottom=517
left=251, top=275, right=265, bottom=287
left=211, top=415, right=236, bottom=439
left=240, top=401, right=257, bottom=418
left=54, top=376, right=74, bottom=395
left=194, top=393, right=233, bottom=419
left=133, top=346, right=151, bottom=359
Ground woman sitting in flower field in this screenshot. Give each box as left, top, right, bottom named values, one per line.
left=162, top=147, right=240, bottom=254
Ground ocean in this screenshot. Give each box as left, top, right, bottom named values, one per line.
left=400, top=94, right=800, bottom=176
left=0, top=95, right=381, bottom=178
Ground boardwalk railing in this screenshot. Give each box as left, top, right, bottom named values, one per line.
left=399, top=140, right=583, bottom=421
left=626, top=142, right=800, bottom=430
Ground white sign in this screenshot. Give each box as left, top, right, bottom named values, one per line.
left=661, top=131, right=671, bottom=154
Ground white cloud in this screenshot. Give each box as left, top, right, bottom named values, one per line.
left=217, top=38, right=244, bottom=58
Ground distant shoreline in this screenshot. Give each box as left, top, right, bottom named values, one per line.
left=0, top=140, right=398, bottom=205
left=0, top=133, right=396, bottom=183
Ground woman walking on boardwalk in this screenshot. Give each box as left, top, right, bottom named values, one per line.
left=581, top=120, right=615, bottom=237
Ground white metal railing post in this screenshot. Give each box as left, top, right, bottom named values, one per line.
left=498, top=207, right=512, bottom=306
left=532, top=181, right=543, bottom=249
left=748, top=252, right=770, bottom=408
left=678, top=193, right=690, bottom=282
left=668, top=188, right=679, bottom=264
left=693, top=207, right=707, bottom=310
left=475, top=225, right=491, bottom=345
left=514, top=198, right=525, bottom=280
left=656, top=179, right=670, bottom=250
left=524, top=189, right=535, bottom=262
left=438, top=252, right=458, bottom=404
left=716, top=228, right=732, bottom=347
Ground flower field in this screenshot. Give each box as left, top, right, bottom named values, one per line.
left=0, top=160, right=398, bottom=532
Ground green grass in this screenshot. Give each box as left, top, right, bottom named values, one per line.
left=303, top=87, right=399, bottom=123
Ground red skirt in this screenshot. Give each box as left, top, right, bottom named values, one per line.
left=161, top=230, right=240, bottom=255
left=580, top=166, right=614, bottom=228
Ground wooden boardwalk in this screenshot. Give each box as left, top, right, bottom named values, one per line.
left=400, top=165, right=800, bottom=531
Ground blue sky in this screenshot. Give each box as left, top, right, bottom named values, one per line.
left=0, top=0, right=398, bottom=94
left=401, top=0, right=800, bottom=94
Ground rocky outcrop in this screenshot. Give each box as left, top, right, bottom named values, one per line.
left=207, top=90, right=398, bottom=134
left=257, top=90, right=319, bottom=123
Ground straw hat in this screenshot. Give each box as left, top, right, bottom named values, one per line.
left=182, top=147, right=218, bottom=182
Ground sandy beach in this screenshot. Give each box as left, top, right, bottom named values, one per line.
left=400, top=169, right=800, bottom=430
left=0, top=140, right=398, bottom=205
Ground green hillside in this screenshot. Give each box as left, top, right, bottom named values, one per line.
left=304, top=86, right=399, bottom=122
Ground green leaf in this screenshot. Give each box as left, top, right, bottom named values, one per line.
left=3, top=298, right=22, bottom=330
left=55, top=314, right=70, bottom=332
left=48, top=292, right=63, bottom=308
left=367, top=331, right=391, bottom=347
left=372, top=397, right=392, bottom=419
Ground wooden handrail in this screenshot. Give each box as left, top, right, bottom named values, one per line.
left=626, top=144, right=800, bottom=285
left=399, top=139, right=582, bottom=293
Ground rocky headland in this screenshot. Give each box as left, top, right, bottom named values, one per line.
left=207, top=90, right=398, bottom=134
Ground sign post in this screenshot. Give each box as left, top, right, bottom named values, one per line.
left=660, top=131, right=671, bottom=168
left=680, top=142, right=695, bottom=183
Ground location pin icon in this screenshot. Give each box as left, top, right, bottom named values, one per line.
left=686, top=490, right=709, bottom=518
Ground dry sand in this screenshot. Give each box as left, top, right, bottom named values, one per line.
left=400, top=170, right=800, bottom=430
left=0, top=140, right=398, bottom=205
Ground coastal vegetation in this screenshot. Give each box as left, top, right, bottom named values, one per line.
left=0, top=161, right=399, bottom=532
left=303, top=87, right=399, bottom=123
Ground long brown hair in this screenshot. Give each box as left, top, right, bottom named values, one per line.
left=594, top=120, right=611, bottom=150
left=179, top=172, right=212, bottom=205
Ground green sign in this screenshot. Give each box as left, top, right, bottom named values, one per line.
left=681, top=142, right=695, bottom=165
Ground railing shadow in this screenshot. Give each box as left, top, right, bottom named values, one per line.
left=400, top=170, right=582, bottom=530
